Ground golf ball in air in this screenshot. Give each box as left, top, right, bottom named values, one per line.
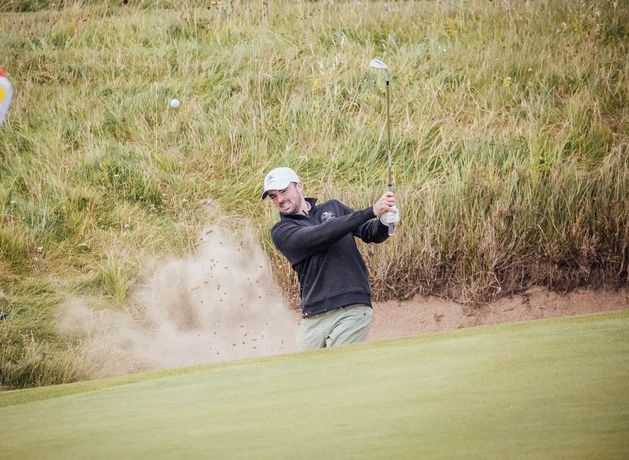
left=169, top=98, right=180, bottom=109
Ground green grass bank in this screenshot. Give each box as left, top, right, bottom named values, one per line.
left=1, top=310, right=628, bottom=458
left=0, top=0, right=627, bottom=388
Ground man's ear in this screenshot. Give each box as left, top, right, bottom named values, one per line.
left=295, top=182, right=304, bottom=193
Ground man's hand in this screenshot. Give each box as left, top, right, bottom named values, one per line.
left=380, top=207, right=400, bottom=226
left=373, top=191, right=397, bottom=218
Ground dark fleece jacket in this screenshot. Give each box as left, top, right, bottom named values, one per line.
left=271, top=198, right=389, bottom=318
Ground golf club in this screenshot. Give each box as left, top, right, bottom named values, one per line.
left=369, top=58, right=395, bottom=235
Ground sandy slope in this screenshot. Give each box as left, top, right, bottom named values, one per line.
left=368, top=287, right=629, bottom=341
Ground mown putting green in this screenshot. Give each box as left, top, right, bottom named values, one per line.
left=2, top=310, right=628, bottom=459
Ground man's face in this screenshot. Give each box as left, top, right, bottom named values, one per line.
left=267, top=182, right=303, bottom=215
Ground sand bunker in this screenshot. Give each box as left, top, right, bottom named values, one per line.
left=58, top=224, right=629, bottom=379
left=59, top=226, right=298, bottom=378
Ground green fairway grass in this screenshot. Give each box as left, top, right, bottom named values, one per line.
left=1, top=311, right=628, bottom=459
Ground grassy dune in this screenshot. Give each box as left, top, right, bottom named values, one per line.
left=0, top=0, right=627, bottom=388
left=2, top=311, right=628, bottom=458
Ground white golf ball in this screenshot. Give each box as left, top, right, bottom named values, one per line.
left=169, top=98, right=180, bottom=109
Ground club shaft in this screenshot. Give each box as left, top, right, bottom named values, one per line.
left=386, top=81, right=395, bottom=236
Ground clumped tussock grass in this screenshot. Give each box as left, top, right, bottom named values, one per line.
left=0, top=0, right=627, bottom=388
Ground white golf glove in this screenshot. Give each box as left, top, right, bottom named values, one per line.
left=380, top=206, right=400, bottom=226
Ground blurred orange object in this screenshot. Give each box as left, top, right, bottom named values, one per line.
left=0, top=67, right=13, bottom=126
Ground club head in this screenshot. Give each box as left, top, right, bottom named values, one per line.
left=369, top=58, right=391, bottom=82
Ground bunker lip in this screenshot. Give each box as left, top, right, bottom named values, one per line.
left=367, top=286, right=629, bottom=342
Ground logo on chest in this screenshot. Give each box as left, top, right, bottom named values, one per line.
left=321, top=211, right=336, bottom=222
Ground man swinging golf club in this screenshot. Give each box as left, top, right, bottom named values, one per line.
left=262, top=167, right=399, bottom=350
left=263, top=58, right=399, bottom=350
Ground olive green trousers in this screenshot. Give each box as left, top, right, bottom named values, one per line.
left=297, top=304, right=372, bottom=351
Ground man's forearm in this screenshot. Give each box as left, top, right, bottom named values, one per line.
left=272, top=207, right=374, bottom=264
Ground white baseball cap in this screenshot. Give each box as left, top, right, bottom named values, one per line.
left=261, top=167, right=300, bottom=199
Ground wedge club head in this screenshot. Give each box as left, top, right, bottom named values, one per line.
left=369, top=58, right=391, bottom=82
